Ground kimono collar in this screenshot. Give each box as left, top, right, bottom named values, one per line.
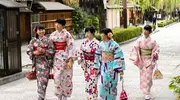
left=103, top=39, right=113, bottom=44
left=56, top=28, right=67, bottom=33
left=39, top=36, right=46, bottom=40
left=143, top=35, right=151, bottom=40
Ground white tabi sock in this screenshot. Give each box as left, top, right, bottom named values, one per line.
left=145, top=95, right=151, bottom=99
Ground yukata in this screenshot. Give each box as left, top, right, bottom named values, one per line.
left=94, top=39, right=125, bottom=100
left=129, top=36, right=159, bottom=95
left=78, top=38, right=99, bottom=99
left=27, top=36, right=55, bottom=100
left=49, top=29, right=76, bottom=98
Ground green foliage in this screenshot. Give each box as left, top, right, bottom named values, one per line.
left=71, top=5, right=88, bottom=35
left=70, top=4, right=99, bottom=35
left=149, top=24, right=156, bottom=31
left=95, top=33, right=101, bottom=41
left=95, top=27, right=143, bottom=43
left=157, top=18, right=178, bottom=27
left=169, top=75, right=180, bottom=100
left=86, top=16, right=100, bottom=32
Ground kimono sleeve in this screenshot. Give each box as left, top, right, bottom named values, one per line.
left=94, top=45, right=102, bottom=70
left=66, top=32, right=76, bottom=60
left=152, top=40, right=160, bottom=61
left=113, top=43, right=125, bottom=72
left=129, top=38, right=143, bottom=68
left=27, top=38, right=35, bottom=60
left=77, top=43, right=85, bottom=63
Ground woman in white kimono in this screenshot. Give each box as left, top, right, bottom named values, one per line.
left=49, top=18, right=76, bottom=100
left=130, top=25, right=160, bottom=100
left=78, top=26, right=99, bottom=100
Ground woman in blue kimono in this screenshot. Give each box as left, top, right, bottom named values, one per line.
left=94, top=28, right=125, bottom=100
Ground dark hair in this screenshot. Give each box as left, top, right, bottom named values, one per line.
left=100, top=28, right=113, bottom=35
left=85, top=26, right=96, bottom=34
left=144, top=25, right=152, bottom=33
left=34, top=24, right=45, bottom=38
left=55, top=18, right=66, bottom=26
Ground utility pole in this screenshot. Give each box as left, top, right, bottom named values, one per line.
left=123, top=0, right=127, bottom=28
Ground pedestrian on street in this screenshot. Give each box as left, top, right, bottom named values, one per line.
left=49, top=18, right=76, bottom=100
left=77, top=26, right=99, bottom=100
left=27, top=24, right=55, bottom=100
left=94, top=28, right=125, bottom=100
left=130, top=25, right=160, bottom=100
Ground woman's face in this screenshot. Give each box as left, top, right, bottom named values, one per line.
left=85, top=31, right=93, bottom=39
left=55, top=23, right=63, bottom=31
left=101, top=33, right=107, bottom=41
left=143, top=29, right=150, bottom=37
left=37, top=29, right=45, bottom=37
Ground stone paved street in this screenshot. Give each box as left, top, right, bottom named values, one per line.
left=0, top=23, right=180, bottom=100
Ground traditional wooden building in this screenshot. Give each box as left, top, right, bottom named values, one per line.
left=15, top=0, right=32, bottom=44
left=14, top=0, right=74, bottom=43
left=0, top=0, right=25, bottom=77
left=31, top=1, right=74, bottom=35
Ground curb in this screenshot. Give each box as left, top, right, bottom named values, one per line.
left=119, top=29, right=160, bottom=45
left=0, top=71, right=28, bottom=86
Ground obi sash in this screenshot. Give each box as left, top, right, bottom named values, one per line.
left=101, top=52, right=114, bottom=62
left=54, top=42, right=67, bottom=50
left=34, top=47, right=47, bottom=56
left=83, top=51, right=95, bottom=62
left=140, top=49, right=152, bottom=56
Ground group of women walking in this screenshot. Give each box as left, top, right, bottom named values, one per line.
left=27, top=17, right=159, bottom=100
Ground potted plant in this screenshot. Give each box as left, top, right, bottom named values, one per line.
left=169, top=75, right=180, bottom=100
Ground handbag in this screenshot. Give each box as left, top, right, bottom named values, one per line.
left=120, top=76, right=128, bottom=100
left=153, top=64, right=163, bottom=79
left=26, top=67, right=36, bottom=80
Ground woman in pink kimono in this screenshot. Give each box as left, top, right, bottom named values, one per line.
left=27, top=24, right=55, bottom=100
left=130, top=25, right=160, bottom=100
left=49, top=18, right=76, bottom=100
left=78, top=26, right=99, bottom=100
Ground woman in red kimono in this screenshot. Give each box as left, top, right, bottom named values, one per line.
left=78, top=26, right=99, bottom=100
left=49, top=18, right=76, bottom=100
left=27, top=24, right=55, bottom=100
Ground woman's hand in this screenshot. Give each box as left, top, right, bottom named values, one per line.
left=78, top=59, right=81, bottom=65
left=67, top=58, right=74, bottom=69
left=33, top=51, right=41, bottom=55
left=120, top=70, right=124, bottom=75
left=33, top=50, right=44, bottom=55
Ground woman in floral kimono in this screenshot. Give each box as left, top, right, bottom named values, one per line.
left=130, top=25, right=160, bottom=100
left=94, top=28, right=125, bottom=100
left=27, top=24, right=55, bottom=100
left=77, top=26, right=99, bottom=100
left=49, top=18, right=76, bottom=100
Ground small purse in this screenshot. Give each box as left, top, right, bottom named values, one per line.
left=26, top=67, right=36, bottom=80
left=120, top=77, right=128, bottom=100
left=153, top=64, right=163, bottom=79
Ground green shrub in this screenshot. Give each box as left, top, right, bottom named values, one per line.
left=169, top=75, right=180, bottom=100
left=113, top=27, right=142, bottom=43
left=158, top=18, right=178, bottom=27
left=150, top=24, right=156, bottom=31
left=95, top=27, right=142, bottom=43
